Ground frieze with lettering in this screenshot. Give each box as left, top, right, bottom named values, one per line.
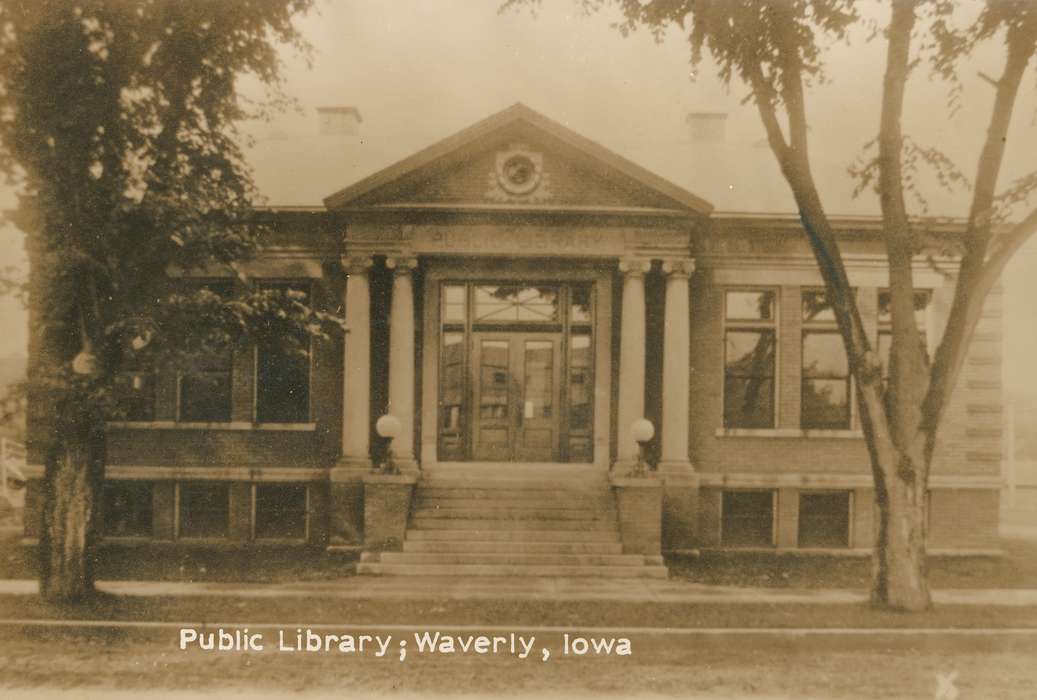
left=409, top=225, right=630, bottom=257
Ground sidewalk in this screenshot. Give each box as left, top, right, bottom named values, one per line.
left=2, top=577, right=1037, bottom=606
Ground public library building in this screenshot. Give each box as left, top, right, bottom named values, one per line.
left=22, top=104, right=1003, bottom=576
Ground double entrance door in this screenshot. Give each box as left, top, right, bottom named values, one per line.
left=472, top=332, right=562, bottom=462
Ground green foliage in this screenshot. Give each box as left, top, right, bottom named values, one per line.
left=0, top=0, right=330, bottom=417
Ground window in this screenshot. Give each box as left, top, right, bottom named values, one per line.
left=255, top=282, right=312, bottom=423
left=473, top=285, right=559, bottom=323
left=178, top=280, right=234, bottom=422
left=113, top=370, right=155, bottom=421
left=178, top=482, right=229, bottom=539
left=877, top=289, right=932, bottom=383
left=103, top=482, right=152, bottom=537
left=254, top=484, right=308, bottom=540
left=801, top=289, right=851, bottom=429
left=723, top=290, right=776, bottom=428
left=721, top=490, right=775, bottom=547
left=798, top=491, right=851, bottom=548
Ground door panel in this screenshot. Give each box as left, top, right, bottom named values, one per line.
left=471, top=333, right=561, bottom=462
left=473, top=339, right=511, bottom=461
left=515, top=339, right=558, bottom=461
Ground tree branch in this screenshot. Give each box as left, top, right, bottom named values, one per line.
left=920, top=17, right=1037, bottom=444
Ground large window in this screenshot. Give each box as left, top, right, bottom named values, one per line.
left=178, top=281, right=234, bottom=422
left=877, top=289, right=932, bottom=383
left=798, top=491, right=852, bottom=548
left=178, top=482, right=229, bottom=539
left=255, top=281, right=312, bottom=423
left=723, top=290, right=776, bottom=429
left=721, top=490, right=775, bottom=547
left=103, top=481, right=153, bottom=537
left=801, top=289, right=851, bottom=429
left=254, top=484, right=308, bottom=541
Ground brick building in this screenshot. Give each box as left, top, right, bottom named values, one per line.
left=22, top=103, right=1003, bottom=576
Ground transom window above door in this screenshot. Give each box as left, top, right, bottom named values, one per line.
left=473, top=285, right=560, bottom=323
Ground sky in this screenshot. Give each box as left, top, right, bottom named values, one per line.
left=0, top=0, right=1035, bottom=408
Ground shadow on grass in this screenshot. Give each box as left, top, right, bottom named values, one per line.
left=667, top=536, right=1037, bottom=590
left=1, top=529, right=358, bottom=584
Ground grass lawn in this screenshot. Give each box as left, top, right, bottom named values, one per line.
left=0, top=527, right=358, bottom=583
left=668, top=535, right=1037, bottom=589
left=3, top=525, right=1036, bottom=589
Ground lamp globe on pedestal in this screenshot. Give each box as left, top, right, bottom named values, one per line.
left=375, top=414, right=402, bottom=474
left=630, top=418, right=655, bottom=477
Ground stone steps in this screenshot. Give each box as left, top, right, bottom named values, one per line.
left=402, top=540, right=624, bottom=554
left=364, top=552, right=655, bottom=566
left=415, top=492, right=611, bottom=506
left=355, top=562, right=669, bottom=578
left=412, top=507, right=608, bottom=521
left=358, top=466, right=666, bottom=580
left=410, top=517, right=618, bottom=531
left=404, top=529, right=620, bottom=542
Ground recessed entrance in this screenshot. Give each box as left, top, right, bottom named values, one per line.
left=436, top=281, right=595, bottom=463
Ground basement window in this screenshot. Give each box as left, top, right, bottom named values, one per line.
left=798, top=491, right=851, bottom=548
left=721, top=490, right=775, bottom=547
left=254, top=484, right=308, bottom=541
left=103, top=481, right=153, bottom=538
left=178, top=482, right=229, bottom=539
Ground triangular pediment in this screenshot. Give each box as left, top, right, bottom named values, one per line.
left=323, top=103, right=713, bottom=215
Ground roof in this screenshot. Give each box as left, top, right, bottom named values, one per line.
left=321, top=103, right=713, bottom=215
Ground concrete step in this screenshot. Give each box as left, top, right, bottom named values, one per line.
left=402, top=540, right=624, bottom=554
left=369, top=552, right=649, bottom=566
left=420, top=478, right=607, bottom=490
left=356, top=562, right=669, bottom=578
left=410, top=518, right=617, bottom=531
left=412, top=507, right=607, bottom=521
left=416, top=492, right=612, bottom=506
left=406, top=529, right=619, bottom=542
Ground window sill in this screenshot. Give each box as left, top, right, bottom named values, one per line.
left=715, top=427, right=864, bottom=439
left=107, top=421, right=317, bottom=432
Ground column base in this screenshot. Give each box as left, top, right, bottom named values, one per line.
left=390, top=457, right=420, bottom=475
left=611, top=460, right=643, bottom=478
left=656, top=460, right=698, bottom=484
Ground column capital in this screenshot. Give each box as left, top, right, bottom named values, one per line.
left=386, top=256, right=419, bottom=275
left=342, top=254, right=374, bottom=275
left=618, top=257, right=651, bottom=278
left=662, top=257, right=695, bottom=278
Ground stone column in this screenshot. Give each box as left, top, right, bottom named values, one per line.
left=659, top=258, right=694, bottom=471
left=329, top=254, right=372, bottom=547
left=386, top=256, right=418, bottom=471
left=341, top=255, right=373, bottom=467
left=615, top=257, right=651, bottom=469
left=658, top=257, right=699, bottom=552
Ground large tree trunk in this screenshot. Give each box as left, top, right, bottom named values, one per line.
left=38, top=412, right=105, bottom=602
left=870, top=441, right=931, bottom=611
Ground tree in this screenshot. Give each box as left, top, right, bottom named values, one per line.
left=507, top=0, right=1037, bottom=610
left=0, top=0, right=344, bottom=602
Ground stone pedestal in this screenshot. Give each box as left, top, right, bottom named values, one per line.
left=611, top=476, right=662, bottom=556
left=362, top=473, right=417, bottom=551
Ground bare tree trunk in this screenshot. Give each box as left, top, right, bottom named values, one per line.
left=38, top=412, right=104, bottom=602
left=871, top=443, right=931, bottom=611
